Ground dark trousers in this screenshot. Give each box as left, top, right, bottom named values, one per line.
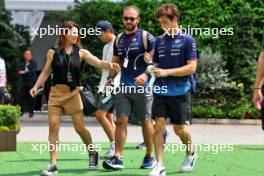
left=0, top=87, right=4, bottom=104
left=19, top=83, right=35, bottom=113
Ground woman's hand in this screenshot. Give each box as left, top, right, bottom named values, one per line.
left=253, top=89, right=262, bottom=110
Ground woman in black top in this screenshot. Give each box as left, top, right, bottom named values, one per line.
left=30, top=21, right=120, bottom=175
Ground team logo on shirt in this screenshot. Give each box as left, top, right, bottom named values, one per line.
left=172, top=44, right=181, bottom=49
left=119, top=38, right=124, bottom=45
left=174, top=39, right=181, bottom=44
left=160, top=39, right=165, bottom=46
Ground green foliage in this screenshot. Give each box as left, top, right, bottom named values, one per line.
left=193, top=80, right=260, bottom=119
left=192, top=106, right=225, bottom=119
left=197, top=47, right=231, bottom=95
left=47, top=0, right=263, bottom=93
left=0, top=105, right=21, bottom=132
left=0, top=126, right=10, bottom=131
left=192, top=101, right=260, bottom=119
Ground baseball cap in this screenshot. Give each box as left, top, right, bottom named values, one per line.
left=95, top=20, right=113, bottom=34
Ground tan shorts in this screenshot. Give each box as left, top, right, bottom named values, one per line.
left=48, top=84, right=83, bottom=116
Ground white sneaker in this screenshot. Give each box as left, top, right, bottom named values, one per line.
left=181, top=152, right=197, bottom=172
left=41, top=164, right=58, bottom=176
left=148, top=162, right=166, bottom=176
left=101, top=143, right=115, bottom=159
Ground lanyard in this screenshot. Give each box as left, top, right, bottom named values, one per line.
left=63, top=53, right=72, bottom=72
left=124, top=32, right=137, bottom=60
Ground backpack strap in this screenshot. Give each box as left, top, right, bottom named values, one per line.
left=115, top=30, right=148, bottom=52
left=115, top=32, right=124, bottom=48
left=142, top=30, right=148, bottom=52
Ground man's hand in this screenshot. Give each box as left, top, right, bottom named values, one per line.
left=19, top=70, right=25, bottom=75
left=135, top=73, right=148, bottom=86
left=144, top=52, right=152, bottom=63
left=153, top=68, right=170, bottom=77
left=111, top=63, right=120, bottom=73
left=253, top=89, right=262, bottom=110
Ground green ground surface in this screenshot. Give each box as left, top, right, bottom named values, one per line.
left=0, top=143, right=263, bottom=176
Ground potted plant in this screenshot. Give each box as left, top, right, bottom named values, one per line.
left=0, top=105, right=21, bottom=152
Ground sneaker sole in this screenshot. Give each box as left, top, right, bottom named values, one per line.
left=88, top=166, right=99, bottom=171
left=102, top=161, right=124, bottom=170
left=41, top=170, right=58, bottom=176
left=148, top=170, right=166, bottom=176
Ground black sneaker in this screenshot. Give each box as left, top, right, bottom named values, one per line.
left=141, top=155, right=156, bottom=169
left=89, top=152, right=99, bottom=170
left=102, top=156, right=124, bottom=170
left=29, top=112, right=34, bottom=118
left=41, top=164, right=58, bottom=176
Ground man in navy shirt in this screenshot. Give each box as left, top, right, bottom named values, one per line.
left=148, top=3, right=198, bottom=176
left=103, top=5, right=156, bottom=170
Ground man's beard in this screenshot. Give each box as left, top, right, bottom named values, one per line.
left=124, top=23, right=136, bottom=31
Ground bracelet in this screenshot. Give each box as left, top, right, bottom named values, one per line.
left=107, top=76, right=114, bottom=80
left=144, top=70, right=149, bottom=75
left=253, top=84, right=262, bottom=89
left=147, top=62, right=154, bottom=66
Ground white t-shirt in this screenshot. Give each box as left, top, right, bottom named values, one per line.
left=99, top=36, right=121, bottom=89
left=0, top=57, right=6, bottom=87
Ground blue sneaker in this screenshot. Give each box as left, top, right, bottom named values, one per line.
left=102, top=156, right=124, bottom=170
left=89, top=152, right=99, bottom=170
left=141, top=155, right=156, bottom=169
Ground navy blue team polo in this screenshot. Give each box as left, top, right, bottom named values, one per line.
left=113, top=28, right=155, bottom=86
left=153, top=32, right=197, bottom=96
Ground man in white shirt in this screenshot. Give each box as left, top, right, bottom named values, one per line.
left=0, top=56, right=7, bottom=104
left=95, top=20, right=121, bottom=159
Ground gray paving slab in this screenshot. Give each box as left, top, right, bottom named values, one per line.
left=18, top=114, right=264, bottom=144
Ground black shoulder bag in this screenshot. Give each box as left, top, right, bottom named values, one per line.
left=79, top=61, right=97, bottom=116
